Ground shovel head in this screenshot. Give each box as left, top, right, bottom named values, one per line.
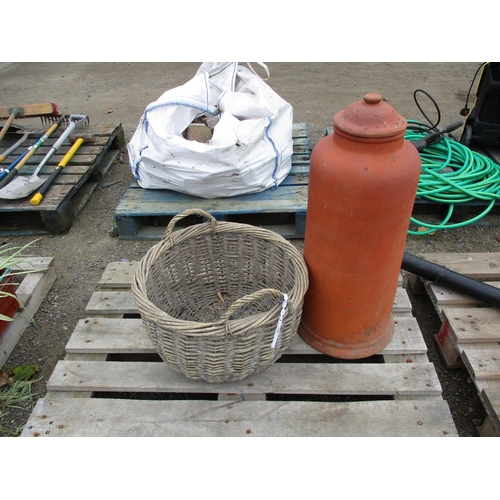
left=0, top=175, right=46, bottom=199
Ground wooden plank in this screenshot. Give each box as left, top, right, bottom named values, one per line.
left=84, top=287, right=411, bottom=318
left=20, top=397, right=458, bottom=437
left=432, top=304, right=500, bottom=370
left=424, top=280, right=500, bottom=312
left=119, top=222, right=306, bottom=241
left=10, top=257, right=53, bottom=273
left=24, top=152, right=101, bottom=166
left=461, top=343, right=500, bottom=380
left=46, top=360, right=442, bottom=397
left=0, top=102, right=58, bottom=117
left=98, top=261, right=139, bottom=289
left=478, top=416, right=500, bottom=437
left=416, top=252, right=500, bottom=280
left=115, top=184, right=308, bottom=217
left=85, top=290, right=137, bottom=315
left=383, top=354, right=430, bottom=364
left=394, top=287, right=412, bottom=312
left=0, top=258, right=56, bottom=368
left=66, top=318, right=151, bottom=353
left=66, top=314, right=427, bottom=356
left=480, top=388, right=500, bottom=432
left=441, top=306, right=500, bottom=343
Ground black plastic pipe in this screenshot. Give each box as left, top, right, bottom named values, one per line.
left=401, top=252, right=500, bottom=308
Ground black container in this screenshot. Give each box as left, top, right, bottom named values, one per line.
left=461, top=62, right=500, bottom=147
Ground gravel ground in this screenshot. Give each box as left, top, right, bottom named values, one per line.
left=0, top=61, right=496, bottom=437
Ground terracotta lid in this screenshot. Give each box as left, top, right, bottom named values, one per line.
left=333, top=93, right=407, bottom=138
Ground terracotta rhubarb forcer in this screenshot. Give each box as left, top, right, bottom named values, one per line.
left=0, top=268, right=20, bottom=335
left=299, top=93, right=421, bottom=359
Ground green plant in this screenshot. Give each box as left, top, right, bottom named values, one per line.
left=0, top=239, right=43, bottom=323
left=0, top=364, right=40, bottom=437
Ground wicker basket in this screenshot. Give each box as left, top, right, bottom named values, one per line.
left=132, top=208, right=309, bottom=383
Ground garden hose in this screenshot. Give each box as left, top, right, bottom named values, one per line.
left=405, top=119, right=500, bottom=235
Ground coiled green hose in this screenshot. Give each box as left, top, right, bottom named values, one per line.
left=405, top=120, right=500, bottom=235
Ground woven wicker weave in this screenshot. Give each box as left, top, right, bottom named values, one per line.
left=132, top=208, right=309, bottom=383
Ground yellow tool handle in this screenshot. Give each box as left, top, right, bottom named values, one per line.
left=30, top=137, right=84, bottom=206
left=60, top=137, right=84, bottom=166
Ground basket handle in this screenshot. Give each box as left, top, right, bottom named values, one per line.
left=164, top=208, right=218, bottom=238
left=221, top=288, right=292, bottom=346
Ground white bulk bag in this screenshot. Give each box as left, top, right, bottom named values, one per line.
left=127, top=62, right=294, bottom=199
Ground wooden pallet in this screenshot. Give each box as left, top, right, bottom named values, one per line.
left=114, top=123, right=310, bottom=240
left=20, top=261, right=457, bottom=437
left=0, top=123, right=125, bottom=236
left=0, top=257, right=56, bottom=369
left=410, top=252, right=500, bottom=437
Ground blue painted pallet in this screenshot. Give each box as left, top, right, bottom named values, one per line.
left=115, top=123, right=310, bottom=240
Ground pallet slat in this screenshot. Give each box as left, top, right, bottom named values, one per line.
left=462, top=344, right=500, bottom=380
left=480, top=388, right=500, bottom=434
left=46, top=359, right=442, bottom=396
left=84, top=287, right=412, bottom=317
left=66, top=315, right=427, bottom=356
left=416, top=252, right=500, bottom=280
left=441, top=307, right=500, bottom=343
left=21, top=398, right=456, bottom=437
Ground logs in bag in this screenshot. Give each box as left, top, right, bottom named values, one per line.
left=127, top=62, right=294, bottom=198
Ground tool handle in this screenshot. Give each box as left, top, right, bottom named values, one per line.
left=0, top=112, right=16, bottom=141
left=0, top=146, right=38, bottom=188
left=0, top=167, right=20, bottom=190
left=29, top=121, right=65, bottom=175
left=30, top=137, right=84, bottom=206
left=30, top=167, right=61, bottom=205
left=0, top=149, right=29, bottom=180
left=0, top=132, right=30, bottom=165
left=0, top=149, right=36, bottom=189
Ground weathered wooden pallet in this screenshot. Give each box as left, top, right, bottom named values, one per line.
left=0, top=123, right=125, bottom=236
left=0, top=257, right=56, bottom=369
left=21, top=261, right=457, bottom=437
left=114, top=123, right=310, bottom=240
left=410, top=252, right=500, bottom=436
